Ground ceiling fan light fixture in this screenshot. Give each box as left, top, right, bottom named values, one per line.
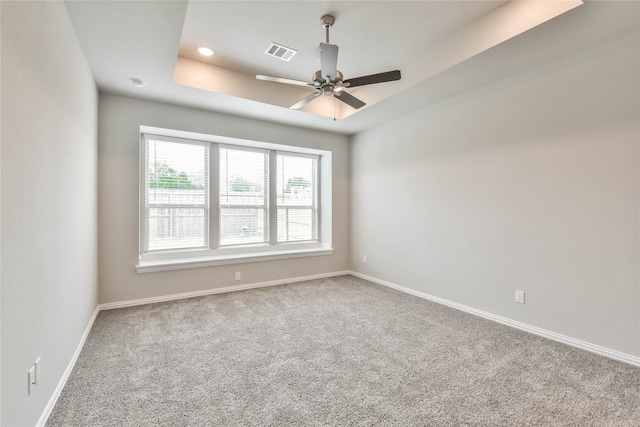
left=265, top=42, right=297, bottom=62
left=322, top=85, right=335, bottom=96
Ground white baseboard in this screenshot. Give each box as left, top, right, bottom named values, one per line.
left=37, top=305, right=100, bottom=427
left=349, top=271, right=640, bottom=367
left=99, top=270, right=351, bottom=310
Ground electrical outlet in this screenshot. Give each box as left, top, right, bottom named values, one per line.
left=363, top=255, right=367, bottom=264
left=235, top=272, right=241, bottom=281
left=515, top=290, right=525, bottom=304
left=93, top=281, right=97, bottom=296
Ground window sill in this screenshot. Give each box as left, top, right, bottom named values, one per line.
left=136, top=245, right=334, bottom=273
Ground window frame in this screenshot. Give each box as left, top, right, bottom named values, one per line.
left=141, top=134, right=211, bottom=253
left=218, top=144, right=271, bottom=247
left=137, top=126, right=333, bottom=273
left=275, top=150, right=319, bottom=244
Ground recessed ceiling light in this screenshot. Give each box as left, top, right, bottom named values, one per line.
left=197, top=46, right=215, bottom=57
left=131, top=78, right=145, bottom=88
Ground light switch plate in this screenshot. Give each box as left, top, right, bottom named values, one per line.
left=28, top=365, right=35, bottom=395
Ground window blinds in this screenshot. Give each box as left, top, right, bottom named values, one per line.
left=219, top=146, right=268, bottom=246
left=145, top=137, right=209, bottom=251
left=142, top=135, right=321, bottom=254
left=276, top=153, right=318, bottom=242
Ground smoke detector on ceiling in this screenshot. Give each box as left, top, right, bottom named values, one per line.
left=131, top=78, right=145, bottom=88
left=265, top=42, right=297, bottom=61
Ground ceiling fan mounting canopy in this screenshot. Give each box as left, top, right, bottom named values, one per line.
left=256, top=14, right=401, bottom=111
left=321, top=14, right=335, bottom=30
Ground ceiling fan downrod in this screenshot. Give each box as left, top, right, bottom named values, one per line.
left=321, top=15, right=335, bottom=43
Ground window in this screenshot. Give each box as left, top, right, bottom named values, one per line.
left=138, top=128, right=332, bottom=272
left=220, top=146, right=268, bottom=246
left=277, top=153, right=318, bottom=243
left=143, top=137, right=209, bottom=252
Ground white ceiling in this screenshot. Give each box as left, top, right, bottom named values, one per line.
left=178, top=1, right=506, bottom=80
left=64, top=1, right=639, bottom=135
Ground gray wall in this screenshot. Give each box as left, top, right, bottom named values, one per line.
left=1, top=2, right=98, bottom=425
left=350, top=31, right=639, bottom=357
left=98, top=94, right=350, bottom=304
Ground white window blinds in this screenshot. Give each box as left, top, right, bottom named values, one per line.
left=276, top=153, right=318, bottom=242
left=140, top=130, right=327, bottom=264
left=219, top=146, right=269, bottom=246
left=144, top=136, right=209, bottom=251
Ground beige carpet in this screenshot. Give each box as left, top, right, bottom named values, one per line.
left=47, top=275, right=640, bottom=426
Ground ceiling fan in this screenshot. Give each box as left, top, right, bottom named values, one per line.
left=256, top=15, right=401, bottom=110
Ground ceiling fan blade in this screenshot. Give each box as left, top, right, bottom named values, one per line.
left=343, top=70, right=401, bottom=88
left=320, top=42, right=338, bottom=82
left=256, top=75, right=314, bottom=88
left=334, top=91, right=366, bottom=109
left=290, top=91, right=322, bottom=109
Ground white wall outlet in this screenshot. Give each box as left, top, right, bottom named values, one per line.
left=235, top=272, right=241, bottom=281
left=28, top=365, right=35, bottom=395
left=363, top=255, right=367, bottom=264
left=93, top=281, right=97, bottom=296
left=515, top=290, right=525, bottom=304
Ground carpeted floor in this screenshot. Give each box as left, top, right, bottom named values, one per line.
left=47, top=275, right=640, bottom=426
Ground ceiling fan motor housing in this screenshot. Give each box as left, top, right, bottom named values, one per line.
left=313, top=70, right=343, bottom=86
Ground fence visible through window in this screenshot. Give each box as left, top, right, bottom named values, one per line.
left=220, top=193, right=266, bottom=245
left=146, top=189, right=206, bottom=250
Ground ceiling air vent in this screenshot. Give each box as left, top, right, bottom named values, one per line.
left=265, top=42, right=297, bottom=62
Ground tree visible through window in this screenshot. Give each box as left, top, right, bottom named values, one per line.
left=149, top=162, right=202, bottom=190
